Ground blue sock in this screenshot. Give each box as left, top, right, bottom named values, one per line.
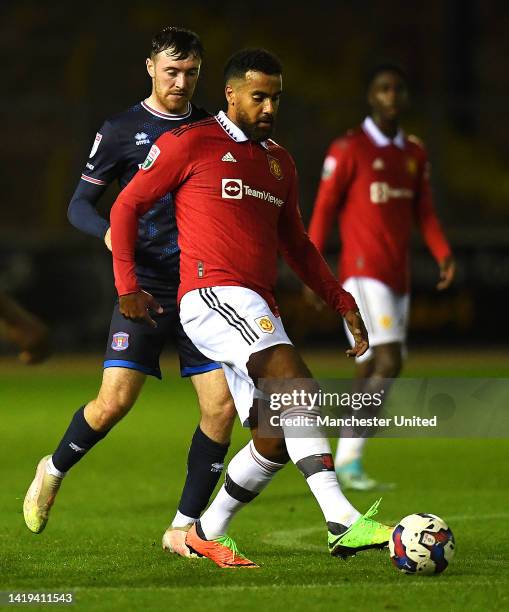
left=52, top=407, right=109, bottom=472
left=177, top=426, right=229, bottom=519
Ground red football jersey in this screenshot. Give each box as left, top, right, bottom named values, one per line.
left=111, top=111, right=357, bottom=316
left=308, top=117, right=452, bottom=294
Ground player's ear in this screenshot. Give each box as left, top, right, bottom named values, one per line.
left=225, top=83, right=235, bottom=106
left=146, top=57, right=155, bottom=78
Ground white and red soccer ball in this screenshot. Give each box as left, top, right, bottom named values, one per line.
left=389, top=513, right=455, bottom=575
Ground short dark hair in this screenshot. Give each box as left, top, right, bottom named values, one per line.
left=224, top=48, right=282, bottom=82
left=150, top=26, right=204, bottom=60
left=367, top=62, right=408, bottom=88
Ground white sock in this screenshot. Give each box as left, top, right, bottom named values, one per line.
left=200, top=441, right=284, bottom=539
left=306, top=471, right=360, bottom=525
left=335, top=437, right=367, bottom=467
left=282, top=411, right=360, bottom=526
left=171, top=510, right=197, bottom=529
left=47, top=456, right=66, bottom=479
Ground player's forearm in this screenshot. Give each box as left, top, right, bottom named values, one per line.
left=283, top=237, right=357, bottom=316
left=67, top=182, right=109, bottom=239
left=307, top=197, right=337, bottom=253
left=110, top=197, right=142, bottom=295
left=417, top=203, right=452, bottom=262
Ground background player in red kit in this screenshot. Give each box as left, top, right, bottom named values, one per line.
left=307, top=64, right=455, bottom=491
left=110, top=49, right=394, bottom=568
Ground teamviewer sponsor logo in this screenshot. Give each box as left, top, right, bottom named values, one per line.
left=222, top=178, right=243, bottom=199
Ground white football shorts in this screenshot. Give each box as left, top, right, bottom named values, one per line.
left=179, top=286, right=293, bottom=426
left=343, top=276, right=410, bottom=363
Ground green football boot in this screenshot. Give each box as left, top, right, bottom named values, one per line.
left=24, top=455, right=63, bottom=534
left=328, top=498, right=393, bottom=558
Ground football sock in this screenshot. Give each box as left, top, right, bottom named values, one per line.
left=171, top=510, right=196, bottom=529
left=281, top=408, right=360, bottom=526
left=175, top=426, right=229, bottom=523
left=46, top=456, right=65, bottom=479
left=52, top=406, right=109, bottom=473
left=199, top=441, right=284, bottom=540
left=335, top=437, right=367, bottom=469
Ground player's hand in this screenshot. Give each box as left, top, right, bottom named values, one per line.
left=436, top=255, right=455, bottom=291
left=302, top=285, right=325, bottom=311
left=5, top=318, right=51, bottom=365
left=104, top=228, right=112, bottom=251
left=119, top=290, right=163, bottom=328
left=343, top=310, right=369, bottom=358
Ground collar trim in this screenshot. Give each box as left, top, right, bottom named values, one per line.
left=141, top=100, right=192, bottom=120
left=215, top=111, right=248, bottom=142
left=362, top=116, right=405, bottom=149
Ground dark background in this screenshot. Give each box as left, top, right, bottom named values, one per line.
left=1, top=0, right=508, bottom=352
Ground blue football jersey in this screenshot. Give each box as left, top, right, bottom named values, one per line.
left=77, top=101, right=209, bottom=284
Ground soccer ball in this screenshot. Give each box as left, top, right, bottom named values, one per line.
left=389, top=513, right=455, bottom=575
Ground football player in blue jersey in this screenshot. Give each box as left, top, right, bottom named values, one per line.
left=23, top=27, right=236, bottom=558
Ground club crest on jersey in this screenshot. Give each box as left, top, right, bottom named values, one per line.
left=142, top=144, right=160, bottom=170
left=255, top=315, right=275, bottom=334
left=267, top=155, right=283, bottom=180
left=379, top=315, right=393, bottom=329
left=222, top=178, right=243, bottom=199
left=406, top=157, right=417, bottom=176
left=89, top=133, right=102, bottom=159
left=372, top=157, right=385, bottom=171
left=111, top=332, right=129, bottom=351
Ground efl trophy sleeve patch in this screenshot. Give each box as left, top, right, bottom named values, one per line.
left=321, top=155, right=337, bottom=180
left=89, top=133, right=102, bottom=159
left=142, top=144, right=160, bottom=170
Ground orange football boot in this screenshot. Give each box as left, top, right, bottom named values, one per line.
left=185, top=522, right=259, bottom=568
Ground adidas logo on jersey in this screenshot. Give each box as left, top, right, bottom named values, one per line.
left=135, top=132, right=150, bottom=146
left=221, top=152, right=237, bottom=162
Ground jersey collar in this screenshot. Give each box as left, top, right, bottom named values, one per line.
left=362, top=116, right=405, bottom=149
left=215, top=110, right=269, bottom=148
left=141, top=100, right=192, bottom=120
left=215, top=110, right=248, bottom=141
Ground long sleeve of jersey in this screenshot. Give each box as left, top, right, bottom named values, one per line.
left=67, top=120, right=121, bottom=239
left=414, top=156, right=452, bottom=262
left=67, top=180, right=109, bottom=238
left=110, top=136, right=190, bottom=295
left=307, top=140, right=355, bottom=253
left=278, top=170, right=358, bottom=316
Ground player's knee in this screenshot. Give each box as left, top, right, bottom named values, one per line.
left=374, top=351, right=402, bottom=379
left=253, top=436, right=289, bottom=464
left=199, top=390, right=236, bottom=424
left=91, top=393, right=135, bottom=430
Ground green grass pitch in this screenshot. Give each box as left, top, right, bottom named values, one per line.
left=1, top=350, right=508, bottom=611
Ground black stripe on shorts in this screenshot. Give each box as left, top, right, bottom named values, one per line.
left=199, top=288, right=255, bottom=346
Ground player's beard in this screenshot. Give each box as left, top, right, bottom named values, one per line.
left=154, top=80, right=190, bottom=115
left=235, top=109, right=275, bottom=142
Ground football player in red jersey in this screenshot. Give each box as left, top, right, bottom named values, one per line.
left=110, top=49, right=394, bottom=568
left=307, top=64, right=455, bottom=491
